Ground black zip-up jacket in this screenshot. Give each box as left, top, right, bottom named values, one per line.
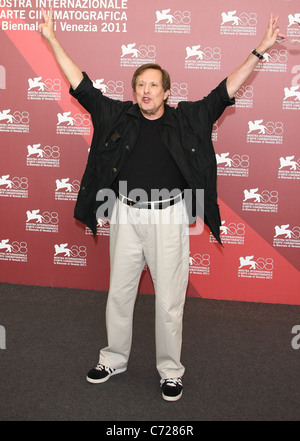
left=70, top=72, right=235, bottom=243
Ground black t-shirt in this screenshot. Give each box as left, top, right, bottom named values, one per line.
left=115, top=112, right=187, bottom=201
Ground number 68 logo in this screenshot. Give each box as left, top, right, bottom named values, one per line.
left=255, top=257, right=274, bottom=271
left=11, top=241, right=28, bottom=254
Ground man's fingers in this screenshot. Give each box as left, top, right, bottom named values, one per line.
left=41, top=7, right=48, bottom=23
left=269, top=13, right=274, bottom=27
left=41, top=6, right=53, bottom=24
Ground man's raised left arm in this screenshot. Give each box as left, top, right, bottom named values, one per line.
left=226, top=14, right=285, bottom=99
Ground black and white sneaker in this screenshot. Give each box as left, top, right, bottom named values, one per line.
left=160, top=377, right=183, bottom=401
left=86, top=364, right=126, bottom=384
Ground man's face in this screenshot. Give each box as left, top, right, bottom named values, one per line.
left=134, top=68, right=170, bottom=120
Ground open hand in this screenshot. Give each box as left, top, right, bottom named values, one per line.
left=257, top=14, right=287, bottom=53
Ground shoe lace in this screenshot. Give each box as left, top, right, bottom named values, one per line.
left=95, top=364, right=115, bottom=374
left=160, top=378, right=182, bottom=388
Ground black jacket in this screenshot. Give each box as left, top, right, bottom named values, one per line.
left=70, top=72, right=235, bottom=243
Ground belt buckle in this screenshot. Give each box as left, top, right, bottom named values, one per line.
left=128, top=198, right=139, bottom=208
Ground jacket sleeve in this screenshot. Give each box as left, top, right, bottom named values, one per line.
left=177, top=78, right=235, bottom=134
left=202, top=78, right=235, bottom=123
left=69, top=72, right=127, bottom=125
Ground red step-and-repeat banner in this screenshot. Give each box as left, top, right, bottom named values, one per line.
left=1, top=0, right=299, bottom=304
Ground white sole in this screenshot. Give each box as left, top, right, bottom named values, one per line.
left=162, top=391, right=183, bottom=401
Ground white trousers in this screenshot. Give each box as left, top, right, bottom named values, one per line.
left=99, top=197, right=190, bottom=379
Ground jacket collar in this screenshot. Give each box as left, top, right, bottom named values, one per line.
left=126, top=104, right=176, bottom=128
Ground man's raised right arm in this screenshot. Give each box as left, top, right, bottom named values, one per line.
left=39, top=7, right=83, bottom=90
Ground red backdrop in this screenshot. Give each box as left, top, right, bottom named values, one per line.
left=1, top=0, right=299, bottom=304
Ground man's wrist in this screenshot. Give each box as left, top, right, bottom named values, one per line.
left=252, top=49, right=264, bottom=60
left=255, top=45, right=267, bottom=55
left=49, top=36, right=60, bottom=48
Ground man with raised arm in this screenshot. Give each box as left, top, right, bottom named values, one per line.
left=40, top=9, right=283, bottom=401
